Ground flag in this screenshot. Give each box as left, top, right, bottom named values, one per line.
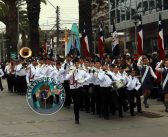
left=48, top=37, right=53, bottom=58
left=98, top=22, right=104, bottom=58
left=81, top=23, right=90, bottom=57
left=137, top=15, right=143, bottom=55
left=158, top=14, right=165, bottom=59
left=64, top=28, right=68, bottom=56
left=67, top=23, right=81, bottom=57
left=112, top=21, right=120, bottom=58
left=42, top=39, right=47, bottom=56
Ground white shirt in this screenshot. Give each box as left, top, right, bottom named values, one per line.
left=5, top=64, right=10, bottom=74
left=93, top=68, right=101, bottom=85
left=126, top=75, right=141, bottom=91
left=98, top=70, right=112, bottom=87
left=66, top=68, right=90, bottom=89
left=15, top=64, right=26, bottom=76
left=0, top=69, right=4, bottom=78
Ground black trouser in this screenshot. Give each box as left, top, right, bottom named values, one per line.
left=6, top=74, right=11, bottom=91
left=128, top=89, right=141, bottom=115
left=90, top=84, right=96, bottom=114
left=0, top=78, right=3, bottom=90
left=9, top=74, right=15, bottom=92
left=118, top=87, right=129, bottom=112
left=128, top=89, right=142, bottom=115
left=71, top=88, right=81, bottom=122
left=93, top=85, right=101, bottom=115
left=17, top=76, right=27, bottom=94
left=110, top=90, right=123, bottom=117
left=101, top=87, right=111, bottom=118
left=63, top=80, right=71, bottom=107
left=83, top=85, right=91, bottom=111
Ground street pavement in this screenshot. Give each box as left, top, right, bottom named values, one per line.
left=0, top=79, right=168, bottom=137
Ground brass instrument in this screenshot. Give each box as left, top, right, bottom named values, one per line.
left=19, top=47, right=32, bottom=58
left=68, top=65, right=76, bottom=76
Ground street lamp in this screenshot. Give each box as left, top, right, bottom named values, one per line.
left=46, top=0, right=59, bottom=57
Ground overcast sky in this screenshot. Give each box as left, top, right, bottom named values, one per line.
left=39, top=0, right=79, bottom=30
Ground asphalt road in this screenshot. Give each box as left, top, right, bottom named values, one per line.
left=0, top=79, right=168, bottom=137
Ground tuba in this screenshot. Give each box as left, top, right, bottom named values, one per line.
left=19, top=47, right=32, bottom=58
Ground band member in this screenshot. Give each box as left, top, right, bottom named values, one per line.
left=61, top=55, right=73, bottom=108
left=4, top=62, right=11, bottom=91
left=27, top=60, right=41, bottom=83
left=98, top=64, right=112, bottom=119
left=0, top=66, right=4, bottom=91
left=66, top=59, right=90, bottom=124
left=93, top=60, right=102, bottom=116
left=9, top=61, right=16, bottom=93
left=156, top=59, right=168, bottom=112
left=137, top=56, right=157, bottom=108
left=126, top=68, right=142, bottom=116
left=15, top=60, right=27, bottom=95
left=83, top=59, right=92, bottom=113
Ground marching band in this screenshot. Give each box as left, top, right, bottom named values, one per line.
left=2, top=53, right=168, bottom=124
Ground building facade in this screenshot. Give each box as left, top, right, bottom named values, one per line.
left=109, top=0, right=168, bottom=54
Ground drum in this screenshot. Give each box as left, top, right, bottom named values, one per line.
left=112, top=80, right=125, bottom=90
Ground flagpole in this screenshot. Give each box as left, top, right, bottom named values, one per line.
left=64, top=28, right=68, bottom=57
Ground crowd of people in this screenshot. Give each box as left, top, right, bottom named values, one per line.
left=0, top=52, right=168, bottom=124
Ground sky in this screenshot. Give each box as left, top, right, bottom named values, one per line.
left=0, top=0, right=79, bottom=32
left=39, top=0, right=79, bottom=30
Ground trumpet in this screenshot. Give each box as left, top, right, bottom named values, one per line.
left=68, top=65, right=76, bottom=76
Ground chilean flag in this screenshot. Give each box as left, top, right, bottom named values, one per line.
left=81, top=24, right=90, bottom=57
left=137, top=15, right=143, bottom=55
left=158, top=14, right=165, bottom=60
left=98, top=23, right=104, bottom=58
left=112, top=21, right=120, bottom=58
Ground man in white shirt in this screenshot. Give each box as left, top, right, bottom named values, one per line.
left=4, top=62, right=11, bottom=91
left=126, top=68, right=142, bottom=116
left=98, top=64, right=113, bottom=119
left=15, top=60, right=27, bottom=95
left=66, top=58, right=90, bottom=124
left=0, top=67, right=4, bottom=91
left=61, top=55, right=73, bottom=108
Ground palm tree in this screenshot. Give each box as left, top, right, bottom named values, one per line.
left=26, top=0, right=46, bottom=56
left=0, top=0, right=46, bottom=59
left=78, top=0, right=93, bottom=55
left=0, top=0, right=18, bottom=59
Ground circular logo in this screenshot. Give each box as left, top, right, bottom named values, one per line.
left=26, top=77, right=65, bottom=115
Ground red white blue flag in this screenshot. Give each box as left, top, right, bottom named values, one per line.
left=98, top=22, right=104, bottom=58
left=158, top=14, right=165, bottom=59
left=81, top=24, right=90, bottom=57
left=137, top=15, right=143, bottom=55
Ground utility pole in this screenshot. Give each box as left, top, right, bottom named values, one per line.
left=56, top=6, right=60, bottom=53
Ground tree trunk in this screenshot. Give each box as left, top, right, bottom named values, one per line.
left=6, top=1, right=18, bottom=60
left=79, top=0, right=93, bottom=55
left=26, top=0, right=41, bottom=56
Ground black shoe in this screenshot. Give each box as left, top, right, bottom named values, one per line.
left=1, top=88, right=3, bottom=91
left=123, top=106, right=129, bottom=112
left=131, top=113, right=136, bottom=116
left=75, top=121, right=80, bottom=124
left=137, top=110, right=142, bottom=113
left=104, top=116, right=109, bottom=120
left=86, top=110, right=90, bottom=113
left=144, top=104, right=149, bottom=108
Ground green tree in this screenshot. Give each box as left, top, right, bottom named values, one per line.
left=26, top=0, right=46, bottom=56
